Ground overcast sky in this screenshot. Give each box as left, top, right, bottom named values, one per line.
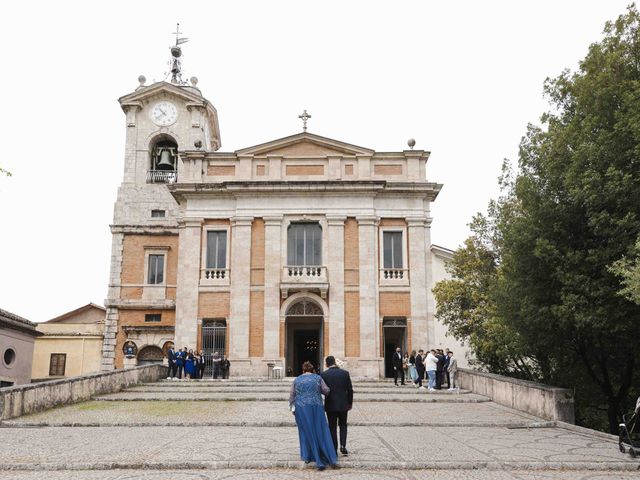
left=0, top=1, right=632, bottom=322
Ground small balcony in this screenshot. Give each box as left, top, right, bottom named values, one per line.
left=281, top=265, right=329, bottom=299
left=147, top=170, right=177, bottom=184
left=380, top=268, right=409, bottom=285
left=200, top=268, right=230, bottom=286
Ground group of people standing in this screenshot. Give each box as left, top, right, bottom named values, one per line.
left=166, top=346, right=230, bottom=380
left=392, top=347, right=458, bottom=391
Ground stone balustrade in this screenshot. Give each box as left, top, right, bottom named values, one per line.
left=200, top=268, right=230, bottom=285
left=282, top=265, right=327, bottom=281
left=0, top=364, right=166, bottom=421
left=146, top=170, right=177, bottom=183
left=457, top=368, right=575, bottom=423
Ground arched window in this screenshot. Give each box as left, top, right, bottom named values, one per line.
left=287, top=222, right=322, bottom=266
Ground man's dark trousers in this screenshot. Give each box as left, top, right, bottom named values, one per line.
left=326, top=411, right=348, bottom=452
left=320, top=366, right=354, bottom=452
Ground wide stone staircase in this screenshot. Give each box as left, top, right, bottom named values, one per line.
left=1, top=377, right=637, bottom=479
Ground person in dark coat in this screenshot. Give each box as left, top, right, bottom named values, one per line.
left=166, top=345, right=176, bottom=379
left=413, top=349, right=425, bottom=388
left=197, top=350, right=206, bottom=379
left=391, top=346, right=405, bottom=386
left=435, top=349, right=446, bottom=390
left=221, top=356, right=230, bottom=379
left=320, top=356, right=354, bottom=455
left=175, top=348, right=185, bottom=379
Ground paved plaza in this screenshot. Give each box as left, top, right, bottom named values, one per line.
left=0, top=379, right=638, bottom=479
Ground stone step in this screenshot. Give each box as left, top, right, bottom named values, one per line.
left=94, top=391, right=489, bottom=402
left=127, top=385, right=472, bottom=395
left=150, top=380, right=465, bottom=390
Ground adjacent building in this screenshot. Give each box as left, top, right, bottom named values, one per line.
left=101, top=39, right=467, bottom=377
left=0, top=308, right=41, bottom=387
left=31, top=303, right=105, bottom=380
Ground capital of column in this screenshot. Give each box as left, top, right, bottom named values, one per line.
left=178, top=218, right=204, bottom=228
left=263, top=215, right=284, bottom=226
left=326, top=215, right=347, bottom=226
left=407, top=217, right=428, bottom=228
left=231, top=216, right=254, bottom=227
left=356, top=215, right=379, bottom=227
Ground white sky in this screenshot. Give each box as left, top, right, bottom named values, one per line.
left=0, top=1, right=631, bottom=322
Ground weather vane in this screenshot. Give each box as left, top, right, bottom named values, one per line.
left=168, top=23, right=190, bottom=85
left=298, top=110, right=311, bottom=132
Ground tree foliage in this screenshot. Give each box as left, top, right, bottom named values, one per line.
left=435, top=4, right=640, bottom=433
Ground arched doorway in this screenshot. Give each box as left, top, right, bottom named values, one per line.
left=285, top=298, right=324, bottom=376
left=137, top=345, right=164, bottom=365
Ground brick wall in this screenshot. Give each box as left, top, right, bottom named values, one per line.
left=198, top=292, right=230, bottom=318
left=207, top=165, right=236, bottom=176
left=121, top=234, right=178, bottom=291
left=344, top=217, right=360, bottom=357
left=285, top=164, right=324, bottom=176
left=374, top=164, right=403, bottom=175
left=249, top=219, right=265, bottom=357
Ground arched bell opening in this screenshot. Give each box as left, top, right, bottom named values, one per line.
left=150, top=135, right=178, bottom=171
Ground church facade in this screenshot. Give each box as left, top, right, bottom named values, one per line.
left=100, top=60, right=461, bottom=377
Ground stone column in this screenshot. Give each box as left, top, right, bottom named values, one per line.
left=327, top=215, right=346, bottom=359
left=424, top=216, right=436, bottom=346
left=174, top=219, right=203, bottom=349
left=357, top=215, right=380, bottom=376
left=408, top=217, right=429, bottom=350
left=228, top=217, right=253, bottom=364
left=263, top=215, right=283, bottom=359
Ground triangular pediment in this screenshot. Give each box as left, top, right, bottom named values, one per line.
left=235, top=132, right=374, bottom=157
left=118, top=81, right=207, bottom=108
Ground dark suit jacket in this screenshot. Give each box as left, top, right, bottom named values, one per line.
left=415, top=354, right=425, bottom=371
left=392, top=352, right=403, bottom=369
left=320, top=366, right=354, bottom=412
left=167, top=349, right=175, bottom=363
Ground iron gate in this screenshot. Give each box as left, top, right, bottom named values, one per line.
left=201, top=319, right=227, bottom=377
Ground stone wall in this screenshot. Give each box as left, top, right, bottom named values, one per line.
left=457, top=368, right=575, bottom=423
left=0, top=364, right=165, bottom=421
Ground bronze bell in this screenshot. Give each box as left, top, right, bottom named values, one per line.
left=156, top=148, right=175, bottom=170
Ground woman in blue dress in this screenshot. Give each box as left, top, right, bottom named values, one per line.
left=185, top=349, right=196, bottom=380
left=288, top=361, right=337, bottom=470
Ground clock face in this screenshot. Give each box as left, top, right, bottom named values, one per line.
left=150, top=101, right=178, bottom=126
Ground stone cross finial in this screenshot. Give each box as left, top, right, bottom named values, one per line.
left=298, top=110, right=311, bottom=132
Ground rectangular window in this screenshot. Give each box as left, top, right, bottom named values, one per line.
left=383, top=231, right=403, bottom=269
left=145, top=314, right=161, bottom=322
left=287, top=222, right=322, bottom=265
left=151, top=209, right=166, bottom=218
left=206, top=231, right=227, bottom=269
left=147, top=254, right=165, bottom=284
left=49, top=353, right=66, bottom=376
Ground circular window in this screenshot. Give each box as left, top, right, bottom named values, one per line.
left=3, top=348, right=16, bottom=366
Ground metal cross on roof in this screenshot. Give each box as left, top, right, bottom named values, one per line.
left=172, top=23, right=189, bottom=46
left=298, top=110, right=311, bottom=132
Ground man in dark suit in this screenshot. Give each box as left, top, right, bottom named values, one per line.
left=392, top=346, right=405, bottom=386
left=320, top=356, right=354, bottom=456
left=435, top=349, right=446, bottom=390
left=413, top=349, right=425, bottom=388
left=166, top=345, right=176, bottom=379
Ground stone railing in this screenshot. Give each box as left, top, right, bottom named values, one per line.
left=380, top=268, right=409, bottom=285
left=283, top=265, right=327, bottom=281
left=0, top=364, right=166, bottom=421
left=200, top=268, right=230, bottom=285
left=457, top=368, right=575, bottom=423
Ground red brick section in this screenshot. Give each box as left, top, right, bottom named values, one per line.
left=114, top=310, right=176, bottom=368
left=344, top=217, right=360, bottom=357
left=250, top=218, right=265, bottom=357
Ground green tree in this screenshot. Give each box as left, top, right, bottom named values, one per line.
left=611, top=238, right=640, bottom=305
left=435, top=5, right=640, bottom=433
left=0, top=167, right=10, bottom=177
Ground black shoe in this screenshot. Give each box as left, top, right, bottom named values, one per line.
left=317, top=466, right=326, bottom=471
left=340, top=447, right=349, bottom=456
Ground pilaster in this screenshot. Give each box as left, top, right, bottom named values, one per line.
left=263, top=215, right=283, bottom=359
left=174, top=218, right=203, bottom=349
left=327, top=215, right=346, bottom=358
left=357, top=215, right=379, bottom=362
left=408, top=217, right=429, bottom=349
left=229, top=216, right=253, bottom=360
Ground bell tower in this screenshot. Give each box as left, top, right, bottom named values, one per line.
left=101, top=27, right=221, bottom=371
